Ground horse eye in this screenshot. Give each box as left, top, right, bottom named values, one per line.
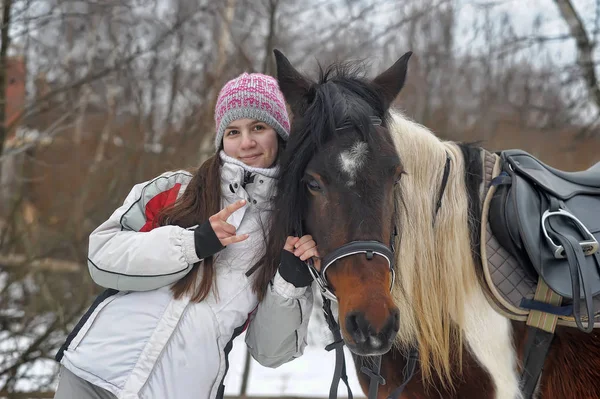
left=307, top=179, right=322, bottom=192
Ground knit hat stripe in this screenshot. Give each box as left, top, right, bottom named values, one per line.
left=217, top=108, right=288, bottom=145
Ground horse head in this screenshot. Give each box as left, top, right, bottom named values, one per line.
left=271, top=50, right=412, bottom=355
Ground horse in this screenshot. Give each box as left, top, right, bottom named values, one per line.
left=262, top=49, right=600, bottom=399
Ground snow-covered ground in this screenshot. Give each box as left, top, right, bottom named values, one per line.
left=223, top=292, right=366, bottom=397
left=224, top=332, right=365, bottom=397
left=1, top=280, right=367, bottom=396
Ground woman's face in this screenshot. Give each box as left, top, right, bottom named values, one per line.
left=222, top=118, right=279, bottom=168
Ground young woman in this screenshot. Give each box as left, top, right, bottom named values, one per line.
left=53, top=73, right=318, bottom=399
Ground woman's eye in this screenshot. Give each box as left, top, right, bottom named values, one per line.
left=253, top=125, right=265, bottom=131
left=227, top=130, right=239, bottom=136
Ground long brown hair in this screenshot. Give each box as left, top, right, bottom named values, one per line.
left=156, top=154, right=222, bottom=302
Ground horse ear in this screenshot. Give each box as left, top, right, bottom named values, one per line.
left=372, top=51, right=413, bottom=110
left=273, top=49, right=313, bottom=116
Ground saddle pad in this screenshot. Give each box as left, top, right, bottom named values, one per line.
left=479, top=150, right=600, bottom=328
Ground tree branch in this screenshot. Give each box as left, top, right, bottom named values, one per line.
left=0, top=0, right=14, bottom=155
left=261, top=0, right=279, bottom=75
left=3, top=4, right=211, bottom=143
left=554, top=0, right=600, bottom=110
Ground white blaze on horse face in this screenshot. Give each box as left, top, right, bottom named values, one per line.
left=338, top=141, right=368, bottom=187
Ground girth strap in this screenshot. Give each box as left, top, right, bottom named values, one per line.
left=520, top=326, right=554, bottom=398
left=520, top=277, right=560, bottom=398
left=520, top=193, right=599, bottom=397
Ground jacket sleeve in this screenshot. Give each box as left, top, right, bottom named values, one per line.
left=244, top=271, right=314, bottom=368
left=87, top=171, right=201, bottom=292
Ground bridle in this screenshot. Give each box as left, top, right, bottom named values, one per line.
left=302, top=226, right=416, bottom=399
left=307, top=240, right=395, bottom=303
left=301, top=117, right=452, bottom=399
left=303, top=233, right=412, bottom=399
left=306, top=116, right=397, bottom=304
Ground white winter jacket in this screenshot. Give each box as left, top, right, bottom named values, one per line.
left=56, top=152, right=314, bottom=399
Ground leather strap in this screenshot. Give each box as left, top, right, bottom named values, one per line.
left=520, top=193, right=598, bottom=398
left=360, top=356, right=386, bottom=398
left=322, top=298, right=354, bottom=399
left=520, top=277, right=560, bottom=399
left=388, top=347, right=419, bottom=399
left=520, top=326, right=554, bottom=398
left=550, top=230, right=595, bottom=332
left=433, top=155, right=451, bottom=223
left=546, top=196, right=596, bottom=331
left=321, top=294, right=420, bottom=399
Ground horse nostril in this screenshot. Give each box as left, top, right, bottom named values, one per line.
left=345, top=311, right=369, bottom=344
left=346, top=312, right=358, bottom=333
left=380, top=308, right=400, bottom=338
left=392, top=308, right=400, bottom=331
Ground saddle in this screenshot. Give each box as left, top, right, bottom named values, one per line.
left=488, top=149, right=600, bottom=332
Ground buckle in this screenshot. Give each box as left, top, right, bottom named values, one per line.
left=541, top=209, right=599, bottom=259
left=360, top=365, right=386, bottom=385
left=306, top=258, right=338, bottom=302
left=320, top=287, right=338, bottom=302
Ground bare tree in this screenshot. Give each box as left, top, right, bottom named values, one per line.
left=0, top=0, right=13, bottom=155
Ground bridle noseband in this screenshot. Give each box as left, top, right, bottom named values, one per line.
left=308, top=240, right=396, bottom=302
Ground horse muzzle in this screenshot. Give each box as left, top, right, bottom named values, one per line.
left=344, top=307, right=400, bottom=355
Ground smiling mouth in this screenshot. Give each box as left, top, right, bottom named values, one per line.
left=240, top=154, right=261, bottom=160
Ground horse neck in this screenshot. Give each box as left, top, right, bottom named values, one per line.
left=389, top=111, right=485, bottom=386
left=388, top=111, right=452, bottom=178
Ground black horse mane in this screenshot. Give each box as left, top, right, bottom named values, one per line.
left=252, top=60, right=392, bottom=297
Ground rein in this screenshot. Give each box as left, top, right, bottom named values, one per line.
left=300, top=118, right=452, bottom=399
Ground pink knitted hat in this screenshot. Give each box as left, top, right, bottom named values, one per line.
left=214, top=73, right=290, bottom=150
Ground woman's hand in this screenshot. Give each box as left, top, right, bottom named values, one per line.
left=278, top=235, right=320, bottom=287
left=283, top=235, right=321, bottom=270
left=209, top=200, right=249, bottom=246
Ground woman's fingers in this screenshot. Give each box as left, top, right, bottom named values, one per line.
left=220, top=233, right=250, bottom=246
left=294, top=235, right=313, bottom=249
left=294, top=239, right=316, bottom=257
left=208, top=201, right=249, bottom=246
left=299, top=247, right=320, bottom=261
left=218, top=220, right=237, bottom=235
left=215, top=199, right=246, bottom=221
left=211, top=220, right=236, bottom=238
left=284, top=236, right=300, bottom=252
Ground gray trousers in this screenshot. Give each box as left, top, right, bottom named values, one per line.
left=54, top=366, right=117, bottom=399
